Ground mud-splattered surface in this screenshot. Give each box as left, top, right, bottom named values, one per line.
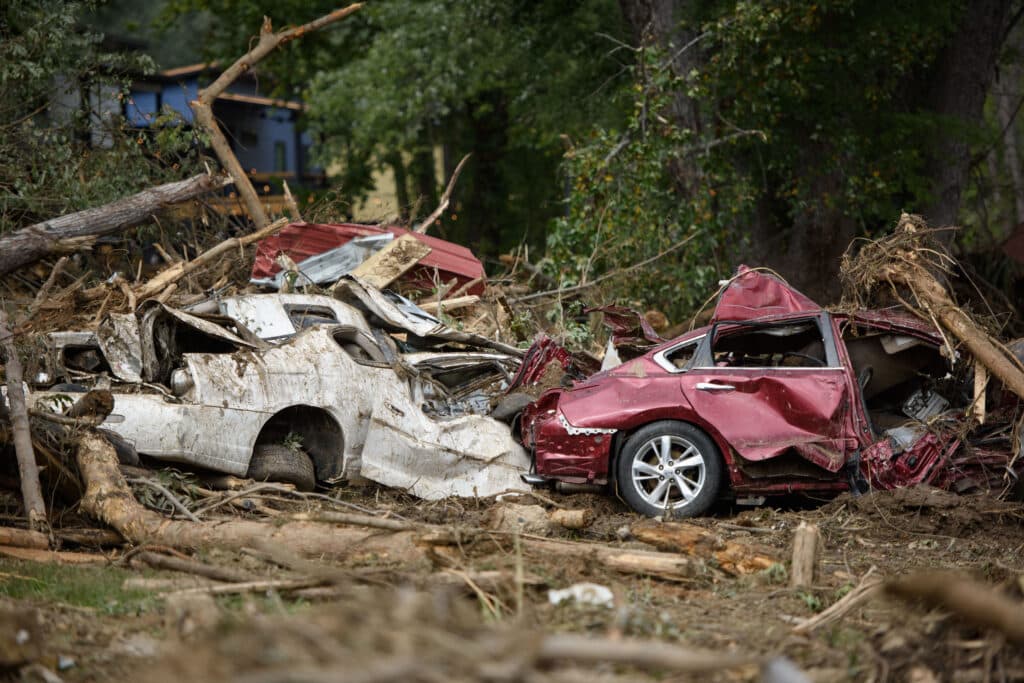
left=4, top=485, right=1024, bottom=682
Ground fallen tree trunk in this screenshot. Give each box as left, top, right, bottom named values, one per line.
left=76, top=430, right=419, bottom=561
left=0, top=310, right=48, bottom=532
left=0, top=174, right=226, bottom=277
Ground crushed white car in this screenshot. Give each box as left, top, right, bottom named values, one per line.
left=32, top=279, right=530, bottom=499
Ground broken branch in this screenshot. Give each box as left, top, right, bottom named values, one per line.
left=415, top=153, right=470, bottom=234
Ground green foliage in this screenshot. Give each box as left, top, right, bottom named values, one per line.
left=546, top=45, right=751, bottom=319
left=0, top=0, right=204, bottom=234
left=698, top=0, right=960, bottom=229
left=161, top=0, right=629, bottom=255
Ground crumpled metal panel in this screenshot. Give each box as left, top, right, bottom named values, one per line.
left=359, top=391, right=531, bottom=499
left=96, top=313, right=143, bottom=382
left=334, top=276, right=523, bottom=356
left=250, top=222, right=486, bottom=295
left=712, top=266, right=820, bottom=323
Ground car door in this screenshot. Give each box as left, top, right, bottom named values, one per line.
left=678, top=314, right=856, bottom=473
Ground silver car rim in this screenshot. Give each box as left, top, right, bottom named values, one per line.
left=630, top=435, right=706, bottom=510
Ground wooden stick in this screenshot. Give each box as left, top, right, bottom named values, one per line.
left=789, top=521, right=820, bottom=588
left=0, top=311, right=48, bottom=532
left=167, top=578, right=321, bottom=596
left=793, top=567, right=881, bottom=634
left=135, top=550, right=256, bottom=583
left=884, top=573, right=1024, bottom=645
left=537, top=633, right=763, bottom=672
left=282, top=179, right=303, bottom=222
left=134, top=217, right=287, bottom=300
left=26, top=257, right=68, bottom=319
left=418, top=295, right=479, bottom=313
left=191, top=5, right=362, bottom=228
left=415, top=153, right=470, bottom=234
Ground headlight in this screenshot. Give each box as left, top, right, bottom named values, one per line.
left=170, top=367, right=194, bottom=396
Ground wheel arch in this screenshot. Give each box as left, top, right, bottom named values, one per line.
left=610, top=416, right=732, bottom=482
left=254, top=405, right=345, bottom=481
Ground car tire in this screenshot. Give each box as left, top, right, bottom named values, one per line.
left=247, top=444, right=316, bottom=492
left=615, top=421, right=723, bottom=519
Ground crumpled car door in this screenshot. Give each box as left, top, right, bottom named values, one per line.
left=678, top=316, right=856, bottom=473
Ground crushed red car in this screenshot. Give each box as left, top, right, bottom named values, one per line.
left=518, top=267, right=1023, bottom=518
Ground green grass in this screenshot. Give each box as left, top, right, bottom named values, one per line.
left=0, top=558, right=159, bottom=616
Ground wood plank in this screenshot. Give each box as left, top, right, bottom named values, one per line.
left=350, top=234, right=432, bottom=289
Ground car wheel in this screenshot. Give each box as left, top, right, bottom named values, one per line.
left=616, top=421, right=723, bottom=518
left=247, top=444, right=316, bottom=492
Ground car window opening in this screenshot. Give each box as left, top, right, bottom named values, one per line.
left=711, top=321, right=826, bottom=368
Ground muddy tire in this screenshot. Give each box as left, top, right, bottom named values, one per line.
left=616, top=421, right=723, bottom=519
left=247, top=444, right=316, bottom=492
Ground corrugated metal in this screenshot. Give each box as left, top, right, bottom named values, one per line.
left=251, top=223, right=485, bottom=294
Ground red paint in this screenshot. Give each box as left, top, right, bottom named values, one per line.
left=520, top=268, right=1020, bottom=499
left=251, top=223, right=486, bottom=294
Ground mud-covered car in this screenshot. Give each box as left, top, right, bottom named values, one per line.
left=32, top=280, right=531, bottom=498
left=519, top=267, right=1022, bottom=518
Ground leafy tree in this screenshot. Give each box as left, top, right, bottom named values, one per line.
left=162, top=0, right=630, bottom=255
left=0, top=0, right=203, bottom=235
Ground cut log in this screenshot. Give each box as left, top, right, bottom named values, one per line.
left=349, top=234, right=432, bottom=289
left=76, top=430, right=419, bottom=562
left=191, top=6, right=362, bottom=228
left=630, top=520, right=778, bottom=575
left=548, top=509, right=595, bottom=530
left=789, top=521, right=821, bottom=588
left=0, top=310, right=48, bottom=532
left=0, top=527, right=49, bottom=550
left=0, top=174, right=226, bottom=277
left=0, top=546, right=107, bottom=564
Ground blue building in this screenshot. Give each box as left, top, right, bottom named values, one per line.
left=123, top=63, right=322, bottom=194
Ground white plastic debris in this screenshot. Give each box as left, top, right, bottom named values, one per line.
left=547, top=582, right=615, bottom=609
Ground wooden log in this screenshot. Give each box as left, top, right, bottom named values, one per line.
left=76, top=429, right=420, bottom=562
left=0, top=174, right=226, bottom=277
left=0, top=310, right=48, bottom=532
left=536, top=633, right=763, bottom=673
left=0, top=527, right=49, bottom=550
left=548, top=509, right=595, bottom=530
left=0, top=546, right=106, bottom=564
left=349, top=234, right=432, bottom=289
left=191, top=6, right=362, bottom=228
left=789, top=521, right=820, bottom=588
left=631, top=520, right=778, bottom=576
left=885, top=572, right=1024, bottom=645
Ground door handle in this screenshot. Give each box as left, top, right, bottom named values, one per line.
left=696, top=382, right=735, bottom=391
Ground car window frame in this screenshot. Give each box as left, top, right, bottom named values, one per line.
left=652, top=334, right=706, bottom=373
left=691, top=313, right=842, bottom=370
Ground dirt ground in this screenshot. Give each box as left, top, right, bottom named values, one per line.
left=3, top=483, right=1024, bottom=683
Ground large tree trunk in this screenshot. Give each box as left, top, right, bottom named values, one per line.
left=0, top=174, right=226, bottom=277
left=920, top=0, right=1013, bottom=233
left=75, top=430, right=420, bottom=561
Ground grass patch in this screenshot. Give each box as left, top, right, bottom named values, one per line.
left=0, top=558, right=158, bottom=615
